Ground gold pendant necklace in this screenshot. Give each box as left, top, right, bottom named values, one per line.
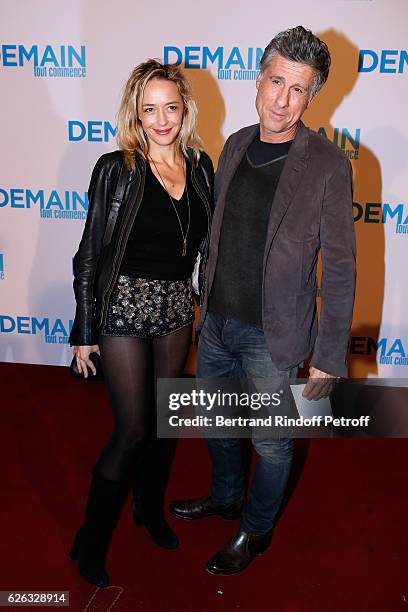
left=149, top=157, right=190, bottom=257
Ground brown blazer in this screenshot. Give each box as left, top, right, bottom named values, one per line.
left=198, top=121, right=356, bottom=377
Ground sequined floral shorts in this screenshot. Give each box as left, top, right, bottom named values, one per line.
left=102, top=275, right=195, bottom=338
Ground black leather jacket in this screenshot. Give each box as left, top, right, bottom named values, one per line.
left=69, top=149, right=214, bottom=346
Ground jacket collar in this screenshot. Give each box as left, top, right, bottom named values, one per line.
left=262, top=121, right=310, bottom=260
left=235, top=120, right=309, bottom=161
left=285, top=120, right=309, bottom=169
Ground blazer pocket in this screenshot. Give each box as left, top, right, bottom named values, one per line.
left=295, top=288, right=317, bottom=329
left=281, top=230, right=319, bottom=244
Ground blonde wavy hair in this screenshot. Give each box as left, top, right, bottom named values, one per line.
left=117, top=59, right=203, bottom=171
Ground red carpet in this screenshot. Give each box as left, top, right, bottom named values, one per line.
left=0, top=362, right=407, bottom=611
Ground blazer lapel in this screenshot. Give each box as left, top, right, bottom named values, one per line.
left=263, top=122, right=310, bottom=262
left=215, top=124, right=258, bottom=212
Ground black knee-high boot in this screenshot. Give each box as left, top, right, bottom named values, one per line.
left=132, top=438, right=178, bottom=549
left=69, top=472, right=130, bottom=587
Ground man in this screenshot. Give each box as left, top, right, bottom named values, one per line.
left=170, top=26, right=356, bottom=575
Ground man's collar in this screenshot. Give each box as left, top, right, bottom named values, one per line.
left=288, top=121, right=309, bottom=168
left=237, top=121, right=308, bottom=156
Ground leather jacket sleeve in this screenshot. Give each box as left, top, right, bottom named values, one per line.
left=193, top=152, right=215, bottom=303
left=69, top=154, right=120, bottom=346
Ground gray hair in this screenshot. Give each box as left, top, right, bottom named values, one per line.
left=260, top=26, right=331, bottom=99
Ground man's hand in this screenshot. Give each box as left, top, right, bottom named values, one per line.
left=73, top=345, right=100, bottom=379
left=302, top=366, right=337, bottom=400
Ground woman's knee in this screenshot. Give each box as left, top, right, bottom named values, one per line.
left=116, top=429, right=149, bottom=450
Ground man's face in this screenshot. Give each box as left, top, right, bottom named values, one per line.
left=255, top=53, right=317, bottom=142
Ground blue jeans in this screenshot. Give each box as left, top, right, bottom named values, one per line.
left=197, top=311, right=298, bottom=535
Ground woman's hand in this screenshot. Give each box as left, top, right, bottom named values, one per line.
left=73, top=345, right=100, bottom=378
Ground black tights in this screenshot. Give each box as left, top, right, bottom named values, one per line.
left=96, top=325, right=192, bottom=486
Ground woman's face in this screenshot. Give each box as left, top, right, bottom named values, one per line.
left=139, top=78, right=184, bottom=150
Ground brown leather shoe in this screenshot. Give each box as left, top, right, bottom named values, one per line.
left=169, top=496, right=243, bottom=521
left=205, top=529, right=272, bottom=575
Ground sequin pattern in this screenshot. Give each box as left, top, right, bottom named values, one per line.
left=102, top=275, right=194, bottom=338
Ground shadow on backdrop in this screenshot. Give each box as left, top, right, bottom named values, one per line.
left=180, top=65, right=226, bottom=374
left=304, top=29, right=384, bottom=378
left=183, top=65, right=226, bottom=167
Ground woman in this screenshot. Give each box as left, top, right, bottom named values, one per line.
left=68, top=59, right=213, bottom=588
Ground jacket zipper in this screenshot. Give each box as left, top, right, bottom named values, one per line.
left=190, top=164, right=212, bottom=307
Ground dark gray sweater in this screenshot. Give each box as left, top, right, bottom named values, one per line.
left=209, top=136, right=292, bottom=326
